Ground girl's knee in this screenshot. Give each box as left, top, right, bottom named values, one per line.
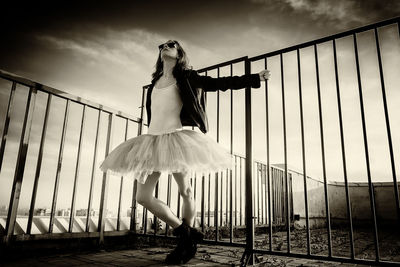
left=180, top=187, right=193, bottom=200
left=136, top=194, right=152, bottom=206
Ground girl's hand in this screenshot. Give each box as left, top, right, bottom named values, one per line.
left=259, top=69, right=271, bottom=81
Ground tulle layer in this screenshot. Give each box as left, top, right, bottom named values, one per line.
left=99, top=129, right=234, bottom=184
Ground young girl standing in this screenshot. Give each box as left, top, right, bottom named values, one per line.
left=100, top=40, right=270, bottom=264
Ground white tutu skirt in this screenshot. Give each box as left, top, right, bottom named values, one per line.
left=99, top=129, right=234, bottom=184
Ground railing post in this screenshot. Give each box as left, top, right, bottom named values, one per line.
left=0, top=82, right=16, bottom=172
left=98, top=113, right=114, bottom=246
left=4, top=86, right=37, bottom=245
left=86, top=109, right=102, bottom=232
left=130, top=180, right=138, bottom=233
left=138, top=86, right=147, bottom=136
left=240, top=57, right=255, bottom=266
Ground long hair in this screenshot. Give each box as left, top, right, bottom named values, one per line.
left=151, top=40, right=192, bottom=84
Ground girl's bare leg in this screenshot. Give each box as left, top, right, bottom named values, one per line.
left=136, top=171, right=182, bottom=228
left=172, top=171, right=196, bottom=226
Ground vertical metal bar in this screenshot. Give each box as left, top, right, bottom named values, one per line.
left=230, top=63, right=234, bottom=241
left=264, top=57, right=273, bottom=251
left=230, top=63, right=234, bottom=155
left=253, top=164, right=255, bottom=224
left=215, top=171, right=219, bottom=241
left=230, top=167, right=233, bottom=243
left=201, top=174, right=205, bottom=233
left=194, top=173, right=197, bottom=202
left=267, top=166, right=272, bottom=250
left=290, top=174, right=294, bottom=223
left=117, top=119, right=129, bottom=231
left=282, top=171, right=285, bottom=224
left=261, top=164, right=264, bottom=224
left=138, top=86, right=146, bottom=135
left=226, top=170, right=229, bottom=229
left=272, top=168, right=276, bottom=225
left=273, top=168, right=275, bottom=224
left=235, top=156, right=238, bottom=227
left=153, top=180, right=159, bottom=235
left=69, top=105, right=87, bottom=233
left=116, top=177, right=124, bottom=231
left=280, top=53, right=291, bottom=253
left=86, top=109, right=102, bottom=232
left=5, top=86, right=36, bottom=243
left=257, top=163, right=260, bottom=225
left=130, top=180, right=138, bottom=233
left=193, top=173, right=197, bottom=228
left=165, top=173, right=172, bottom=235
left=98, top=113, right=114, bottom=245
left=296, top=48, right=311, bottom=255
left=240, top=157, right=242, bottom=226
left=131, top=113, right=143, bottom=232
left=314, top=44, right=333, bottom=257
left=220, top=172, right=223, bottom=227
left=332, top=39, right=355, bottom=258
left=177, top=188, right=181, bottom=219
left=0, top=82, right=16, bottom=172
left=374, top=27, right=400, bottom=227
left=143, top=208, right=148, bottom=234
left=263, top=166, right=266, bottom=225
left=279, top=169, right=282, bottom=224
left=208, top=173, right=211, bottom=227
left=49, top=99, right=70, bottom=233
left=216, top=67, right=221, bottom=237
left=27, top=93, right=52, bottom=234
left=243, top=58, right=255, bottom=265
left=217, top=68, right=220, bottom=143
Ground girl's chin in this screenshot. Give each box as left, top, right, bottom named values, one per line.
left=162, top=55, right=178, bottom=61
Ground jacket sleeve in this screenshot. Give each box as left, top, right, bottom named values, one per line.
left=192, top=71, right=261, bottom=92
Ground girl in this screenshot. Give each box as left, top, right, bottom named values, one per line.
left=99, top=40, right=270, bottom=264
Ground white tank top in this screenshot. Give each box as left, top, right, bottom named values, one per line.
left=147, top=82, right=184, bottom=135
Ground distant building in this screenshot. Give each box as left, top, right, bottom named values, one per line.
left=76, top=209, right=87, bottom=216
left=57, top=208, right=70, bottom=217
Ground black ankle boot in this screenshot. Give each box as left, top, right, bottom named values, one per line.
left=165, top=219, right=205, bottom=265
left=165, top=222, right=191, bottom=265
left=180, top=219, right=205, bottom=264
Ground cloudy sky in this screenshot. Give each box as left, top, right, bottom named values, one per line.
left=0, top=0, right=399, bottom=223
left=1, top=0, right=399, bottom=114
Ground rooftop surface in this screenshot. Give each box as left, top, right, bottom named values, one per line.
left=3, top=244, right=374, bottom=267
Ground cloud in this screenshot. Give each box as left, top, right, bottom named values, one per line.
left=284, top=0, right=358, bottom=21
left=250, top=0, right=400, bottom=29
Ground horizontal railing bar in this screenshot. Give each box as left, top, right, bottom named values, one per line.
left=197, top=56, right=248, bottom=73
left=249, top=16, right=400, bottom=62
left=0, top=69, right=141, bottom=123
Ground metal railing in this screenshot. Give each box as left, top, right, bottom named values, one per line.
left=243, top=16, right=399, bottom=266
left=0, top=16, right=399, bottom=267
left=140, top=16, right=400, bottom=266
left=0, top=70, right=143, bottom=244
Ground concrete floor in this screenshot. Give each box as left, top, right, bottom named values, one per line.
left=2, top=244, right=376, bottom=267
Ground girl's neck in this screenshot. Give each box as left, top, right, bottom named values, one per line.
left=162, top=58, right=176, bottom=78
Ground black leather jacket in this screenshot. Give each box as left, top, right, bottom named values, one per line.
left=145, top=69, right=261, bottom=134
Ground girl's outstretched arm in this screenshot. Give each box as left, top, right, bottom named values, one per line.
left=192, top=69, right=270, bottom=92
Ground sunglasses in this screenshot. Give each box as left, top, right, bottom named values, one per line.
left=158, top=41, right=177, bottom=50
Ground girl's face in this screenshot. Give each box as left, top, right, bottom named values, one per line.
left=159, top=40, right=179, bottom=61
